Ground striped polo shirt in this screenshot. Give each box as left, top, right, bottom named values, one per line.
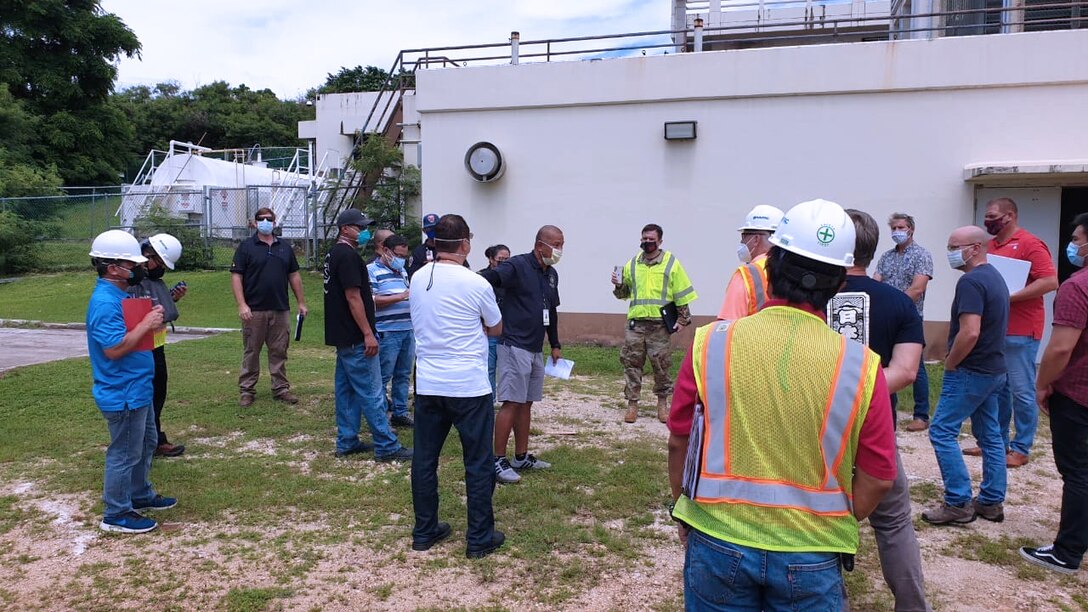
left=367, top=259, right=412, bottom=332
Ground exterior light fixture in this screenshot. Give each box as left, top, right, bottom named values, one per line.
left=465, top=142, right=505, bottom=182
left=664, top=121, right=697, bottom=140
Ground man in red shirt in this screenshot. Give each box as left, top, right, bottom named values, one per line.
left=1020, top=212, right=1088, bottom=575
left=964, top=198, right=1058, bottom=467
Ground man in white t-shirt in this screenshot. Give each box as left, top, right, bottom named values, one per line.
left=409, top=214, right=506, bottom=560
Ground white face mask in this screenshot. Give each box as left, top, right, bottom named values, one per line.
left=737, top=235, right=759, bottom=263
left=538, top=240, right=562, bottom=266
left=891, top=230, right=910, bottom=245
left=947, top=247, right=967, bottom=270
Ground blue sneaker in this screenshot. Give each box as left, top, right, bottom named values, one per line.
left=100, top=511, right=158, bottom=534
left=133, top=495, right=177, bottom=513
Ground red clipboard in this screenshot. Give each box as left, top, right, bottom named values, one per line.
left=122, top=297, right=155, bottom=352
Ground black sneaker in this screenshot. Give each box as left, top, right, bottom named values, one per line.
left=334, top=441, right=374, bottom=457
left=376, top=447, right=413, bottom=463
left=412, top=522, right=452, bottom=551
left=973, top=499, right=1005, bottom=522
left=1019, top=545, right=1079, bottom=575
left=390, top=415, right=415, bottom=428
left=466, top=530, right=505, bottom=559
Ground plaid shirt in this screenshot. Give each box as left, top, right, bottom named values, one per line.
left=876, top=242, right=933, bottom=317
left=1052, top=267, right=1088, bottom=407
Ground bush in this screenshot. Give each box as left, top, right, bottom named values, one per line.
left=134, top=205, right=214, bottom=270
left=0, top=210, right=43, bottom=274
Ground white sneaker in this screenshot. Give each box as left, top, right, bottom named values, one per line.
left=495, top=457, right=521, bottom=483
left=510, top=453, right=551, bottom=471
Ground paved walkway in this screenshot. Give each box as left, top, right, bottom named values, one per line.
left=0, top=328, right=213, bottom=374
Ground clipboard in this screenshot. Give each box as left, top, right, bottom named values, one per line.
left=121, top=297, right=155, bottom=352
left=660, top=302, right=679, bottom=334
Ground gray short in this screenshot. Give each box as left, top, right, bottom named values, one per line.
left=496, top=343, right=544, bottom=403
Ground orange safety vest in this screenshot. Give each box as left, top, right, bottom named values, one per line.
left=736, top=258, right=768, bottom=316
left=680, top=310, right=878, bottom=551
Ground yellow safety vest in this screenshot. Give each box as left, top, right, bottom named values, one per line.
left=676, top=306, right=879, bottom=553
left=623, top=251, right=697, bottom=320
left=736, top=257, right=769, bottom=316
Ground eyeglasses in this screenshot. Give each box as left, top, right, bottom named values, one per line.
left=947, top=243, right=980, bottom=250
left=256, top=216, right=275, bottom=222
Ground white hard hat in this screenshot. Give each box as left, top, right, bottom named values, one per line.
left=147, top=233, right=183, bottom=270
left=89, top=230, right=147, bottom=264
left=738, top=205, right=784, bottom=232
left=769, top=199, right=855, bottom=267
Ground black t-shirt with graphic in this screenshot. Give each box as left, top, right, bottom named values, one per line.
left=324, top=242, right=377, bottom=348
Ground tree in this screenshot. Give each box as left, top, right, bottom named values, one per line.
left=306, top=66, right=391, bottom=99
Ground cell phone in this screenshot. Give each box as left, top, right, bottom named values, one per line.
left=170, top=281, right=186, bottom=294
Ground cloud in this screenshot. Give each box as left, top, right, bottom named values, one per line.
left=101, top=0, right=664, bottom=99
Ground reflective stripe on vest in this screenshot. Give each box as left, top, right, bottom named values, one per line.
left=738, top=261, right=767, bottom=315
left=628, top=252, right=677, bottom=308
left=694, top=325, right=869, bottom=516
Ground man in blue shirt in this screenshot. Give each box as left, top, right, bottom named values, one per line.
left=368, top=234, right=415, bottom=428
left=86, top=230, right=176, bottom=534
left=923, top=225, right=1010, bottom=525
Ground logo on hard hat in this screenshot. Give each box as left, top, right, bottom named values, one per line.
left=816, top=225, right=836, bottom=245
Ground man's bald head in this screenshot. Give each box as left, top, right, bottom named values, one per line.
left=535, top=225, right=563, bottom=244
left=950, top=225, right=989, bottom=248
left=373, top=228, right=393, bottom=248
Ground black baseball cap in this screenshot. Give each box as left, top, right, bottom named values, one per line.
left=336, top=208, right=374, bottom=228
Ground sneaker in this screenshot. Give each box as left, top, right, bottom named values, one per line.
left=376, top=447, right=413, bottom=463
left=154, top=443, right=186, bottom=457
left=390, top=414, right=415, bottom=428
left=133, top=495, right=177, bottom=513
left=904, top=418, right=929, bottom=432
left=494, top=457, right=521, bottom=483
left=466, top=530, right=506, bottom=559
left=334, top=441, right=374, bottom=457
left=921, top=502, right=976, bottom=525
left=100, top=511, right=158, bottom=534
left=510, top=453, right=551, bottom=471
left=274, top=392, right=299, bottom=405
left=1019, top=545, right=1079, bottom=575
left=973, top=499, right=1005, bottom=523
left=412, top=522, right=452, bottom=551
left=239, top=394, right=255, bottom=408
left=961, top=446, right=983, bottom=457
left=1006, top=451, right=1029, bottom=468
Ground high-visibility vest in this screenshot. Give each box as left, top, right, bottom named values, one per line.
left=623, top=251, right=697, bottom=320
left=681, top=307, right=879, bottom=553
left=736, top=257, right=769, bottom=316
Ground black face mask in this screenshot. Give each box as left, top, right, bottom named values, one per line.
left=124, top=265, right=147, bottom=287
left=147, top=266, right=166, bottom=280
left=640, top=241, right=657, bottom=253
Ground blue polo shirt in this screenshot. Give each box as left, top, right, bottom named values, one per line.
left=86, top=279, right=154, bottom=412
left=367, top=259, right=412, bottom=332
left=482, top=253, right=561, bottom=353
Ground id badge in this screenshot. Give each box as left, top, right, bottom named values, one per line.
left=543, top=309, right=550, bottom=326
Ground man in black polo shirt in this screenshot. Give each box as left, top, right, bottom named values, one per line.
left=481, top=225, right=564, bottom=484
left=230, top=207, right=308, bottom=407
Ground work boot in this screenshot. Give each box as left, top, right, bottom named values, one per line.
left=904, top=418, right=929, bottom=432
left=921, top=502, right=976, bottom=525
left=1006, top=451, right=1029, bottom=468
left=962, top=446, right=983, bottom=457
left=656, top=396, right=670, bottom=423
left=624, top=401, right=639, bottom=424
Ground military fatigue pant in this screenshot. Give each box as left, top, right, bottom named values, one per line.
left=620, top=319, right=672, bottom=401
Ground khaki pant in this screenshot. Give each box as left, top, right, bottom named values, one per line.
left=239, top=310, right=291, bottom=397
left=620, top=320, right=672, bottom=401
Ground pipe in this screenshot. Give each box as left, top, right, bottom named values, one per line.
left=511, top=31, right=520, bottom=65
left=693, top=16, right=704, bottom=52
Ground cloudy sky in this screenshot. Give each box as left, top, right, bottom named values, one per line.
left=100, top=0, right=668, bottom=100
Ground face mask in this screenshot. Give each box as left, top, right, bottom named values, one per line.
left=358, top=228, right=371, bottom=244
left=1067, top=242, right=1086, bottom=268
left=256, top=219, right=274, bottom=235
left=147, top=265, right=165, bottom=280
left=984, top=217, right=1005, bottom=236
left=640, top=241, right=657, bottom=254
left=424, top=229, right=436, bottom=241
left=736, top=242, right=752, bottom=264
left=541, top=246, right=562, bottom=266
left=947, top=247, right=967, bottom=270
left=891, top=230, right=910, bottom=245
left=389, top=256, right=406, bottom=272
left=118, top=264, right=146, bottom=286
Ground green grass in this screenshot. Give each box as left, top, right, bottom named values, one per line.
left=52, top=195, right=122, bottom=240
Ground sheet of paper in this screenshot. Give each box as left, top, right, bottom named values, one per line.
left=987, top=254, right=1031, bottom=294
left=544, top=358, right=575, bottom=380
left=828, top=292, right=870, bottom=346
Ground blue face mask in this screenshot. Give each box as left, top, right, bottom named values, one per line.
left=1067, top=242, right=1086, bottom=268
left=256, top=219, right=274, bottom=235
left=358, top=228, right=371, bottom=244
left=389, top=256, right=406, bottom=272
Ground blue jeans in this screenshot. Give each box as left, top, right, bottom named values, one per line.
left=411, top=393, right=496, bottom=549
left=929, top=369, right=1008, bottom=506
left=335, top=344, right=401, bottom=457
left=378, top=330, right=415, bottom=418
left=487, top=336, right=499, bottom=404
left=101, top=405, right=159, bottom=518
left=997, top=335, right=1040, bottom=456
left=912, top=356, right=931, bottom=421
left=684, top=529, right=843, bottom=611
